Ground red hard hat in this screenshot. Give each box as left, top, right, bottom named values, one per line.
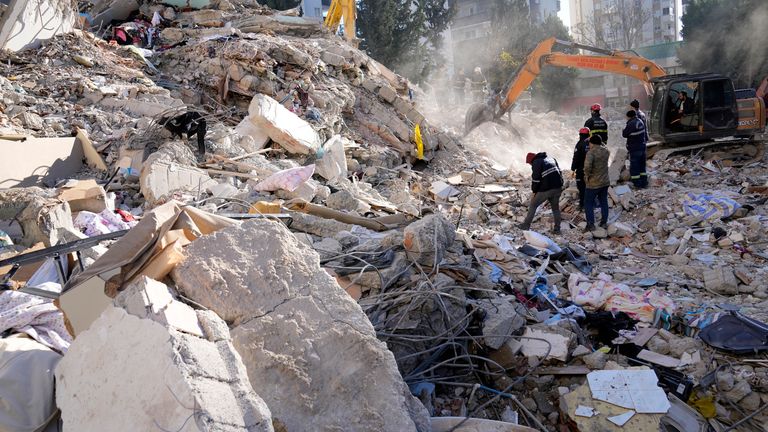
left=579, top=127, right=590, bottom=134
left=590, top=103, right=602, bottom=111
left=525, top=152, right=536, bottom=164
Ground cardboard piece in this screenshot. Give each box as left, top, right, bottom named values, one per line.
left=76, top=128, right=108, bottom=171
left=58, top=180, right=108, bottom=213
left=128, top=239, right=185, bottom=285
left=61, top=203, right=238, bottom=335
left=0, top=137, right=83, bottom=188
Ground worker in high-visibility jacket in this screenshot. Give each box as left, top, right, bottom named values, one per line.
left=584, top=103, right=608, bottom=144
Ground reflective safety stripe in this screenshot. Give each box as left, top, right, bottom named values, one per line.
left=630, top=175, right=641, bottom=179
left=640, top=173, right=647, bottom=176
left=541, top=167, right=560, bottom=177
left=629, top=129, right=645, bottom=135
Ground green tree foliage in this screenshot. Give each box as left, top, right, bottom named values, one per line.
left=680, top=0, right=768, bottom=88
left=358, top=0, right=455, bottom=83
left=484, top=0, right=576, bottom=110
left=257, top=0, right=301, bottom=10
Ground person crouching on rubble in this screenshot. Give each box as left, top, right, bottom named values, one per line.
left=583, top=135, right=610, bottom=232
left=571, top=127, right=591, bottom=210
left=519, top=152, right=564, bottom=235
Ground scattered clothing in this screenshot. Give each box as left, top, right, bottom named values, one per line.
left=0, top=290, right=72, bottom=353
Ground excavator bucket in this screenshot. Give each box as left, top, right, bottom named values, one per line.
left=464, top=102, right=494, bottom=136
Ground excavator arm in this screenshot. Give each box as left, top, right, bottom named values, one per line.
left=324, top=0, right=356, bottom=44
left=465, top=37, right=667, bottom=134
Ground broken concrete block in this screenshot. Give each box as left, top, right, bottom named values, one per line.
left=246, top=94, right=321, bottom=155
left=0, top=187, right=74, bottom=247
left=114, top=277, right=204, bottom=337
left=140, top=153, right=218, bottom=206
left=476, top=297, right=526, bottom=350
left=520, top=324, right=576, bottom=362
left=403, top=214, right=456, bottom=267
left=56, top=279, right=273, bottom=432
left=608, top=147, right=628, bottom=185
left=607, top=222, right=635, bottom=237
left=172, top=220, right=430, bottom=431
left=207, top=182, right=239, bottom=198
left=321, top=50, right=345, bottom=67
left=703, top=267, right=739, bottom=295
left=235, top=115, right=271, bottom=150
left=314, top=135, right=348, bottom=182
left=377, top=85, right=397, bottom=103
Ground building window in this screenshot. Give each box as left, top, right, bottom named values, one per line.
left=314, top=7, right=321, bottom=16
left=662, top=7, right=670, bottom=15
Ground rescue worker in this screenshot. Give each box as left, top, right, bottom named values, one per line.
left=584, top=103, right=608, bottom=144
left=629, top=99, right=649, bottom=143
left=519, top=152, right=564, bottom=235
left=583, top=135, right=611, bottom=231
left=470, top=66, right=487, bottom=103
left=622, top=110, right=648, bottom=188
left=571, top=127, right=591, bottom=210
left=453, top=68, right=466, bottom=106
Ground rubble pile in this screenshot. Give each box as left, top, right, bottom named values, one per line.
left=0, top=1, right=767, bottom=432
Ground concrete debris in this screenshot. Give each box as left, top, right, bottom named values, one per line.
left=243, top=94, right=321, bottom=155
left=1, top=1, right=768, bottom=431
left=172, top=220, right=430, bottom=431
left=56, top=277, right=273, bottom=432
left=403, top=214, right=456, bottom=267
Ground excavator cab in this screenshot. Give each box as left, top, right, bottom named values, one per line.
left=648, top=73, right=739, bottom=144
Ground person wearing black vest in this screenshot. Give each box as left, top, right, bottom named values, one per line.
left=584, top=103, right=608, bottom=144
left=519, top=152, right=564, bottom=234
left=571, top=127, right=591, bottom=210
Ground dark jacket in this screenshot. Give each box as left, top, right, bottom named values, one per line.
left=571, top=137, right=589, bottom=177
left=531, top=152, right=564, bottom=193
left=584, top=114, right=608, bottom=144
left=584, top=143, right=611, bottom=189
left=635, top=109, right=649, bottom=142
left=622, top=117, right=647, bottom=152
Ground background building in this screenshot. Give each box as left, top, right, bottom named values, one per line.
left=445, top=0, right=561, bottom=73
left=301, top=0, right=331, bottom=21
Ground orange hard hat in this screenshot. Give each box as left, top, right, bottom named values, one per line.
left=590, top=103, right=602, bottom=111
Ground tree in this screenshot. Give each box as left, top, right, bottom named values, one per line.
left=680, top=0, right=768, bottom=89
left=257, top=0, right=301, bottom=10
left=357, top=0, right=455, bottom=83
left=575, top=0, right=650, bottom=50
left=482, top=0, right=576, bottom=110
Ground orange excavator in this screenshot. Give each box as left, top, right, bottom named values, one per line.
left=464, top=37, right=766, bottom=150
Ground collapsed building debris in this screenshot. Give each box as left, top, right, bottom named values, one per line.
left=0, top=1, right=767, bottom=431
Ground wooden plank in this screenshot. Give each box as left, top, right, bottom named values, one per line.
left=637, top=349, right=680, bottom=368
left=631, top=328, right=659, bottom=347
left=534, top=365, right=590, bottom=375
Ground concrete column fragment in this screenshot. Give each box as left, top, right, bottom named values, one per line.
left=172, top=219, right=431, bottom=432
left=56, top=277, right=273, bottom=432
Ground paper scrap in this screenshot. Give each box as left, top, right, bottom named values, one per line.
left=587, top=369, right=671, bottom=414
left=574, top=405, right=597, bottom=418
